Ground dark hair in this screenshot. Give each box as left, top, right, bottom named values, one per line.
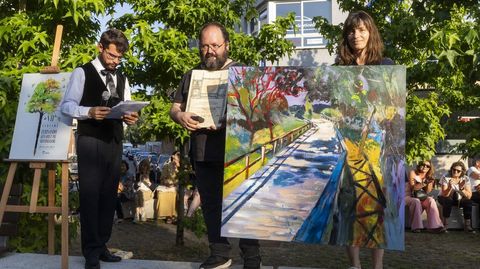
left=170, top=151, right=180, bottom=161
left=138, top=159, right=151, bottom=174
left=99, top=29, right=129, bottom=54
left=337, top=11, right=384, bottom=65
left=449, top=161, right=466, bottom=177
left=121, top=160, right=129, bottom=171
left=198, top=22, right=229, bottom=45
left=415, top=160, right=434, bottom=179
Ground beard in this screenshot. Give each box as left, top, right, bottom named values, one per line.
left=201, top=50, right=228, bottom=71
left=99, top=55, right=116, bottom=71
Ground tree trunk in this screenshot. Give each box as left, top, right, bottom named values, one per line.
left=33, top=112, right=44, bottom=155
left=175, top=142, right=189, bottom=246
left=175, top=181, right=185, bottom=246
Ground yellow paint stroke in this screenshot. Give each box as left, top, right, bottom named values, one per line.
left=345, top=138, right=385, bottom=248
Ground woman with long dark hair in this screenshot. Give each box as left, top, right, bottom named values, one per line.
left=405, top=161, right=444, bottom=233
left=337, top=11, right=392, bottom=269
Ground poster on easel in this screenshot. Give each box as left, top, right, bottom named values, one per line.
left=9, top=72, right=72, bottom=160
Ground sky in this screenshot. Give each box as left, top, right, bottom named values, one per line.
left=97, top=3, right=133, bottom=36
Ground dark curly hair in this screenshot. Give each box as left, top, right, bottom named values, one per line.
left=448, top=161, right=466, bottom=177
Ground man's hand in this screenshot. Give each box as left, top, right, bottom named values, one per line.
left=122, top=112, right=139, bottom=125
left=178, top=112, right=200, bottom=131
left=88, top=106, right=111, bottom=120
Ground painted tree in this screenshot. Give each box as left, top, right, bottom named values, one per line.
left=25, top=78, right=63, bottom=155
left=312, top=1, right=480, bottom=164
left=228, top=66, right=306, bottom=146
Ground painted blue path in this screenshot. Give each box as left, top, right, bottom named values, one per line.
left=221, top=118, right=342, bottom=241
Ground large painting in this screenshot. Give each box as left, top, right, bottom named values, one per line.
left=221, top=66, right=405, bottom=250
left=9, top=73, right=72, bottom=160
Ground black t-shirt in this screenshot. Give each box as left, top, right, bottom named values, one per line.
left=174, top=60, right=241, bottom=162
left=348, top=57, right=395, bottom=65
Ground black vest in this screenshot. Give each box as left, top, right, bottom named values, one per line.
left=77, top=62, right=125, bottom=143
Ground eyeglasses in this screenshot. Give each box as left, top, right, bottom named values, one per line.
left=420, top=163, right=431, bottom=168
left=452, top=168, right=462, bottom=173
left=104, top=49, right=123, bottom=61
left=200, top=42, right=225, bottom=52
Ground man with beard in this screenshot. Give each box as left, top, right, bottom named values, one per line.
left=61, top=29, right=138, bottom=269
left=170, top=22, right=261, bottom=269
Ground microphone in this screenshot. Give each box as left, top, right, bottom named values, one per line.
left=102, top=90, right=111, bottom=107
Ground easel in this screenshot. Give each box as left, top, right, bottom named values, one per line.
left=0, top=25, right=70, bottom=269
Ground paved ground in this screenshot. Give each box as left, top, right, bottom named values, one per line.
left=1, top=217, right=480, bottom=269
left=0, top=252, right=322, bottom=269
left=69, top=219, right=480, bottom=269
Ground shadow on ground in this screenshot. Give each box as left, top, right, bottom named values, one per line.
left=69, top=220, right=480, bottom=269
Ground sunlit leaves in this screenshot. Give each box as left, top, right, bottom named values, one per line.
left=315, top=1, right=480, bottom=164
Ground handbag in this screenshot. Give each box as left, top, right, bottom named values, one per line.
left=412, top=189, right=428, bottom=201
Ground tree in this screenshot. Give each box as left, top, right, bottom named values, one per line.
left=1, top=0, right=296, bottom=249
left=228, top=66, right=306, bottom=146
left=107, top=0, right=296, bottom=245
left=0, top=0, right=114, bottom=253
left=312, top=1, right=480, bottom=164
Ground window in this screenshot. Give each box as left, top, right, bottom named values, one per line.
left=275, top=0, right=332, bottom=48
left=250, top=8, right=268, bottom=36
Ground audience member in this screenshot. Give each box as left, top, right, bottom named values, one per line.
left=467, top=157, right=480, bottom=205
left=134, top=159, right=155, bottom=222
left=115, top=160, right=135, bottom=223
left=438, top=161, right=475, bottom=233
left=405, top=161, right=445, bottom=233
left=160, top=151, right=181, bottom=187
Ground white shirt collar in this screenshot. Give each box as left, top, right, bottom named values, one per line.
left=91, top=57, right=116, bottom=77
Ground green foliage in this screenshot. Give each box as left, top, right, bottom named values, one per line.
left=0, top=0, right=296, bottom=247
left=110, top=0, right=295, bottom=147
left=8, top=171, right=80, bottom=253
left=313, top=1, right=480, bottom=164
left=182, top=208, right=207, bottom=238
left=26, top=79, right=63, bottom=114
left=0, top=0, right=110, bottom=253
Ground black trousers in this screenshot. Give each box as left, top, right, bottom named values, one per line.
left=77, top=135, right=122, bottom=263
left=438, top=195, right=473, bottom=220
left=471, top=191, right=480, bottom=205
left=194, top=161, right=259, bottom=257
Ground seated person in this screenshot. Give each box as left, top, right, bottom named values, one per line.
left=156, top=151, right=181, bottom=223
left=467, top=157, right=480, bottom=205
left=438, top=161, right=475, bottom=233
left=115, top=160, right=135, bottom=222
left=134, top=159, right=155, bottom=222
left=160, top=151, right=180, bottom=188
left=405, top=161, right=444, bottom=233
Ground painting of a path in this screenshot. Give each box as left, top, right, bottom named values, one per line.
left=222, top=66, right=406, bottom=250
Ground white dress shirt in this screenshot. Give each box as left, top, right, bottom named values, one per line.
left=467, top=166, right=480, bottom=192
left=60, top=57, right=131, bottom=120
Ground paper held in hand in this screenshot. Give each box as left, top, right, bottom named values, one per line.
left=185, top=69, right=228, bottom=128
left=105, top=100, right=150, bottom=119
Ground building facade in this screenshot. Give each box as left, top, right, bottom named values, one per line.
left=242, top=0, right=347, bottom=66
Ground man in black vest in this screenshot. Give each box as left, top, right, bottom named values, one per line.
left=170, top=22, right=261, bottom=269
left=60, top=29, right=138, bottom=269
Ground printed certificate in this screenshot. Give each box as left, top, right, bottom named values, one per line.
left=185, top=69, right=228, bottom=128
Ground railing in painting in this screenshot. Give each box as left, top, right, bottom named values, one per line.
left=224, top=121, right=313, bottom=185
